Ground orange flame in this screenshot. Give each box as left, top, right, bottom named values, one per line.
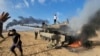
left=68, top=40, right=82, bottom=48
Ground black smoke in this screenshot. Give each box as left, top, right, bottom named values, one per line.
left=6, top=16, right=49, bottom=30
left=80, top=10, right=100, bottom=41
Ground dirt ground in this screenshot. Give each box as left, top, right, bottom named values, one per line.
left=0, top=31, right=100, bottom=56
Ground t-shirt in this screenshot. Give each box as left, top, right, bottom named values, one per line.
left=54, top=15, right=57, bottom=20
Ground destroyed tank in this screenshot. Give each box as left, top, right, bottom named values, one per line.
left=43, top=22, right=69, bottom=34
left=20, top=21, right=70, bottom=34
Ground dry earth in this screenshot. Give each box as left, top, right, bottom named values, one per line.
left=0, top=31, right=100, bottom=56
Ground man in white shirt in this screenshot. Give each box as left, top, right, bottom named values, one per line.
left=54, top=14, right=57, bottom=24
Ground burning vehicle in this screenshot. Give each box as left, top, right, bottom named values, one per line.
left=20, top=10, right=100, bottom=52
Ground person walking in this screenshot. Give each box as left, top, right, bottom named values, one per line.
left=8, top=29, right=23, bottom=56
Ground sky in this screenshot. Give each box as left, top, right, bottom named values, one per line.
left=0, top=0, right=86, bottom=24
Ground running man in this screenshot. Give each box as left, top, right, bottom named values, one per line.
left=8, top=29, right=23, bottom=56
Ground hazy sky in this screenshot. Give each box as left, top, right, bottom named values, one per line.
left=0, top=0, right=85, bottom=23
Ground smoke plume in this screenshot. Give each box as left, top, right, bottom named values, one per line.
left=69, top=0, right=100, bottom=31
left=81, top=10, right=100, bottom=39
left=6, top=16, right=49, bottom=29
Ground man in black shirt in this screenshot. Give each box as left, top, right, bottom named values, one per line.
left=8, top=29, right=23, bottom=56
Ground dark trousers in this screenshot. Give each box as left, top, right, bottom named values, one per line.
left=10, top=41, right=23, bottom=56
left=54, top=19, right=56, bottom=24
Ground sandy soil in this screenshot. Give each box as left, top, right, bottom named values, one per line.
left=0, top=31, right=100, bottom=56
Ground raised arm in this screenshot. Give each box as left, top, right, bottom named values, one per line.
left=8, top=30, right=14, bottom=36
left=0, top=12, right=11, bottom=22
